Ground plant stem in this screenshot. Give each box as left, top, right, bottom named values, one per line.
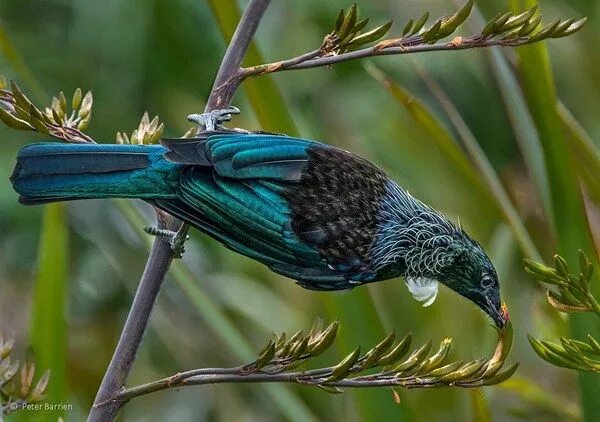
left=87, top=212, right=179, bottom=421
left=239, top=36, right=532, bottom=80
left=87, top=1, right=272, bottom=420
left=201, top=0, right=273, bottom=117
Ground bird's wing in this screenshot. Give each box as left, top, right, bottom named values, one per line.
left=157, top=132, right=358, bottom=290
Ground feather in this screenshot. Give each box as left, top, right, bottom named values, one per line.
left=405, top=277, right=439, bottom=307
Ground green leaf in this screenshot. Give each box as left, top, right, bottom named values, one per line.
left=470, top=389, right=491, bottom=422
left=483, top=41, right=552, bottom=219
left=510, top=0, right=600, bottom=417
left=410, top=63, right=542, bottom=261
left=559, top=102, right=600, bottom=208
left=29, top=204, right=68, bottom=421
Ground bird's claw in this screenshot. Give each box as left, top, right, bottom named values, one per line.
left=187, top=106, right=241, bottom=132
left=143, top=226, right=190, bottom=258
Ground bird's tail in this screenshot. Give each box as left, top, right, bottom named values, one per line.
left=10, top=143, right=183, bottom=205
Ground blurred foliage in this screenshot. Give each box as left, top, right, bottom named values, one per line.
left=0, top=0, right=599, bottom=421
left=526, top=252, right=600, bottom=372
left=1, top=334, right=51, bottom=418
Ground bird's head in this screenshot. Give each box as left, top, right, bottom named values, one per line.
left=436, top=233, right=509, bottom=328
left=372, top=184, right=509, bottom=327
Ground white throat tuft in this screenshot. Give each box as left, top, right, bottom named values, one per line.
left=405, top=277, right=439, bottom=307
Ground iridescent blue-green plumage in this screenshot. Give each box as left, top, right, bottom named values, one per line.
left=10, top=131, right=507, bottom=327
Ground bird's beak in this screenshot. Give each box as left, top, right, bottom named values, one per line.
left=485, top=299, right=509, bottom=328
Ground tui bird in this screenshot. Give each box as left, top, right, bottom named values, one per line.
left=9, top=108, right=508, bottom=328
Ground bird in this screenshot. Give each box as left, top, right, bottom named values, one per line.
left=9, top=108, right=508, bottom=328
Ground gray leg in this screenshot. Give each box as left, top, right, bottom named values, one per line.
left=143, top=226, right=190, bottom=258
left=187, top=106, right=241, bottom=132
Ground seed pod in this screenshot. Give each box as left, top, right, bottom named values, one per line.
left=437, top=0, right=474, bottom=39
left=439, top=359, right=486, bottom=382
left=529, top=20, right=561, bottom=42
left=325, top=347, right=361, bottom=382
left=79, top=91, right=93, bottom=118
left=358, top=331, right=396, bottom=369
left=308, top=320, right=339, bottom=357
left=551, top=18, right=575, bottom=37
left=353, top=18, right=370, bottom=34
left=254, top=341, right=276, bottom=369
left=427, top=360, right=464, bottom=377
left=28, top=370, right=50, bottom=403
left=337, top=4, right=358, bottom=41
left=149, top=122, right=165, bottom=144
left=422, top=19, right=442, bottom=43
left=501, top=6, right=538, bottom=32
left=1, top=359, right=19, bottom=384
left=345, top=20, right=393, bottom=49
left=274, top=332, right=287, bottom=354
left=481, top=13, right=502, bottom=37
left=481, top=363, right=519, bottom=386
left=78, top=111, right=92, bottom=131
left=0, top=336, right=14, bottom=359
left=72, top=88, right=83, bottom=111
left=10, top=81, right=32, bottom=112
left=411, top=12, right=429, bottom=35
left=0, top=108, right=33, bottom=130
left=29, top=111, right=50, bottom=135
left=289, top=336, right=309, bottom=361
left=415, top=338, right=452, bottom=374
left=308, top=318, right=323, bottom=342
left=378, top=333, right=412, bottom=366
left=392, top=340, right=432, bottom=373
left=59, top=91, right=68, bottom=114
left=518, top=16, right=542, bottom=37
left=402, top=19, right=413, bottom=37
left=551, top=17, right=587, bottom=38
left=334, top=9, right=345, bottom=32
left=546, top=289, right=587, bottom=313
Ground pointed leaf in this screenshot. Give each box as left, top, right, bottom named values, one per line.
left=325, top=347, right=361, bottom=382
left=0, top=107, right=33, bottom=130
left=411, top=12, right=429, bottom=35
left=346, top=20, right=393, bottom=49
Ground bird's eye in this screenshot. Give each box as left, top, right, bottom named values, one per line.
left=481, top=275, right=494, bottom=288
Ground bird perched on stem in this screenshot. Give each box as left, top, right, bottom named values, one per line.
left=9, top=108, right=508, bottom=328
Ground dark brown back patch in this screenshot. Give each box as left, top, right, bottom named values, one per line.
left=283, top=146, right=388, bottom=270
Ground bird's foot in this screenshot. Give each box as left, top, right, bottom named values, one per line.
left=187, top=106, right=241, bottom=132
left=143, top=226, right=190, bottom=258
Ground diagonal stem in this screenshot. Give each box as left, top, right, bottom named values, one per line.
left=87, top=1, right=272, bottom=420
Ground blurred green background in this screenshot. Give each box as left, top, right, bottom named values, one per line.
left=1, top=0, right=599, bottom=420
